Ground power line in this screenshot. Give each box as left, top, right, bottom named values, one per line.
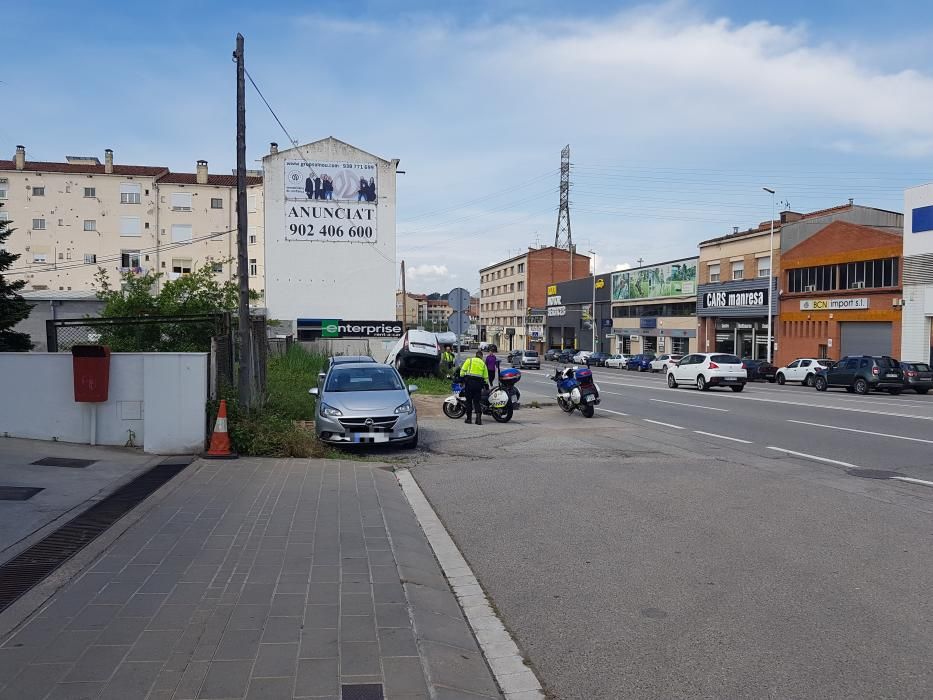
left=244, top=69, right=300, bottom=152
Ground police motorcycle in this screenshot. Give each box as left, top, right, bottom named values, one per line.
left=551, top=365, right=600, bottom=418
left=443, top=367, right=520, bottom=423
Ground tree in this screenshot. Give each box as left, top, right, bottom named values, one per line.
left=0, top=204, right=33, bottom=351
left=93, top=262, right=245, bottom=351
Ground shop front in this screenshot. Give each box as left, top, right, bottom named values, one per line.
left=544, top=275, right=611, bottom=351
left=697, top=280, right=775, bottom=359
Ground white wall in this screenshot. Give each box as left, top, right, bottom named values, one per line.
left=0, top=353, right=207, bottom=454
left=263, top=137, right=397, bottom=323
left=903, top=185, right=933, bottom=361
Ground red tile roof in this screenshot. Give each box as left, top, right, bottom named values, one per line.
left=0, top=159, right=168, bottom=176
left=799, top=203, right=853, bottom=220
left=159, top=172, right=263, bottom=186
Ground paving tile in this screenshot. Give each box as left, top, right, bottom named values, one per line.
left=367, top=550, right=397, bottom=566
left=35, top=630, right=101, bottom=663
left=198, top=659, right=252, bottom=698
left=252, top=642, right=298, bottom=678
left=173, top=659, right=209, bottom=698
left=270, top=593, right=306, bottom=617
left=94, top=616, right=148, bottom=646
left=340, top=593, right=373, bottom=616
left=98, top=660, right=162, bottom=700
left=378, top=627, right=419, bottom=657
left=119, top=593, right=167, bottom=618
left=383, top=657, right=430, bottom=695
left=238, top=583, right=275, bottom=605
left=138, top=573, right=178, bottom=595
left=148, top=603, right=196, bottom=630
left=410, top=609, right=478, bottom=651
left=420, top=641, right=500, bottom=697
left=246, top=676, right=295, bottom=700
left=341, top=615, right=377, bottom=642
left=227, top=604, right=271, bottom=630
left=372, top=582, right=406, bottom=604
left=295, top=658, right=338, bottom=697
left=339, top=641, right=381, bottom=676
left=376, top=603, right=411, bottom=629
left=370, top=565, right=401, bottom=583
left=407, top=584, right=464, bottom=619
left=67, top=604, right=121, bottom=631
left=166, top=581, right=208, bottom=605
left=44, top=681, right=106, bottom=699
left=298, top=627, right=338, bottom=659
left=0, top=662, right=70, bottom=700
left=215, top=628, right=262, bottom=660
left=309, top=565, right=340, bottom=582
left=341, top=558, right=370, bottom=574
left=94, top=581, right=142, bottom=605
left=261, top=616, right=301, bottom=644
left=308, top=582, right=339, bottom=605
left=127, top=629, right=180, bottom=661
left=64, top=645, right=130, bottom=682
left=305, top=604, right=339, bottom=628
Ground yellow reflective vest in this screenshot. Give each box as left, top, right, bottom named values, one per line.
left=460, top=357, right=489, bottom=383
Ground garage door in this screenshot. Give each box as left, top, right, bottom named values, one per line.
left=840, top=321, right=892, bottom=357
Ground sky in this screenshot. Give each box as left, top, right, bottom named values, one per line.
left=6, top=0, right=933, bottom=295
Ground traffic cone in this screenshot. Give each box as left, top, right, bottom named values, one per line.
left=205, top=400, right=237, bottom=459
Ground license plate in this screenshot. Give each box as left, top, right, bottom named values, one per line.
left=723, top=377, right=737, bottom=382
left=352, top=433, right=389, bottom=444
left=585, top=394, right=596, bottom=403
left=886, top=373, right=898, bottom=378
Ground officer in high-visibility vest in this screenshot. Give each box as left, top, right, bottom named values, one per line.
left=458, top=350, right=490, bottom=425
left=441, top=345, right=456, bottom=374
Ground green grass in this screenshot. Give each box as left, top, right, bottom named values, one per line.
left=405, top=375, right=452, bottom=396
left=265, top=345, right=329, bottom=420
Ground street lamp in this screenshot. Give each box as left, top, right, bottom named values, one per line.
left=588, top=249, right=596, bottom=351
left=762, top=187, right=775, bottom=363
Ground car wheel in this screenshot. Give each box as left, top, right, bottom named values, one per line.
left=814, top=376, right=828, bottom=392
left=696, top=375, right=708, bottom=391
left=730, top=384, right=744, bottom=392
left=395, top=357, right=404, bottom=373
left=662, top=365, right=669, bottom=374
left=916, top=388, right=929, bottom=394
left=776, top=373, right=786, bottom=385
left=803, top=374, right=814, bottom=387
left=854, top=378, right=869, bottom=395
left=667, top=373, right=678, bottom=389
left=887, top=388, right=902, bottom=395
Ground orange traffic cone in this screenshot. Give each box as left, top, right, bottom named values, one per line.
left=205, top=400, right=237, bottom=459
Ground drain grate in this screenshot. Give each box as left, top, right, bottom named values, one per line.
left=845, top=468, right=905, bottom=480
left=32, top=457, right=96, bottom=469
left=0, top=456, right=193, bottom=613
left=0, top=486, right=44, bottom=501
left=342, top=684, right=384, bottom=700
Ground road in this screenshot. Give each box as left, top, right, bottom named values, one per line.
left=411, top=362, right=933, bottom=699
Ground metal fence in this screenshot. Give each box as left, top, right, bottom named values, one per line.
left=46, top=314, right=229, bottom=353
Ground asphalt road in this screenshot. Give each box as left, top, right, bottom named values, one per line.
left=411, top=363, right=933, bottom=699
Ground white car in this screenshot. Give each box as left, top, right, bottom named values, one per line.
left=604, top=354, right=629, bottom=369
left=572, top=351, right=592, bottom=364
left=667, top=353, right=747, bottom=392
left=775, top=358, right=834, bottom=387
left=649, top=353, right=683, bottom=373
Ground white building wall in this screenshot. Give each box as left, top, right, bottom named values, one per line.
left=262, top=138, right=397, bottom=323
left=0, top=352, right=207, bottom=454
left=902, top=184, right=933, bottom=362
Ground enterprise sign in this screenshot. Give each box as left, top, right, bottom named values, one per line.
left=702, top=289, right=768, bottom=309
left=297, top=318, right=403, bottom=340
left=800, top=297, right=869, bottom=311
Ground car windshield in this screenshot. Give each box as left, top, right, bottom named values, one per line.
left=524, top=351, right=538, bottom=357
left=876, top=357, right=900, bottom=369
left=711, top=354, right=741, bottom=364
left=816, top=359, right=833, bottom=367
left=325, top=366, right=404, bottom=392
left=912, top=363, right=931, bottom=372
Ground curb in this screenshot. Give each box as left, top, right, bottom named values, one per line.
left=395, top=468, right=545, bottom=700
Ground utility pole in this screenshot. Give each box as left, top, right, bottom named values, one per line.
left=234, top=33, right=252, bottom=408
left=763, top=187, right=776, bottom=363
left=553, top=145, right=575, bottom=282
left=400, top=260, right=408, bottom=332
left=589, top=249, right=597, bottom=351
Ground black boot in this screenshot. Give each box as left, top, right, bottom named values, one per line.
left=476, top=415, right=483, bottom=425
left=464, top=416, right=472, bottom=424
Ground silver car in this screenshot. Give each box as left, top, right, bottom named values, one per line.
left=309, top=363, right=419, bottom=448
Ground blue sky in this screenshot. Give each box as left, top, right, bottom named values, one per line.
left=6, top=1, right=933, bottom=293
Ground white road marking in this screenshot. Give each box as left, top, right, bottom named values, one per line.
left=766, top=446, right=859, bottom=468
left=890, top=476, right=933, bottom=488
left=694, top=431, right=752, bottom=444
left=651, top=398, right=729, bottom=412
left=597, top=407, right=629, bottom=416
left=395, top=469, right=545, bottom=698
left=787, top=419, right=933, bottom=444
left=644, top=419, right=684, bottom=430
left=740, top=396, right=933, bottom=421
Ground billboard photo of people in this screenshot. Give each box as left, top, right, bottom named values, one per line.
left=611, top=260, right=698, bottom=301
left=285, top=161, right=377, bottom=202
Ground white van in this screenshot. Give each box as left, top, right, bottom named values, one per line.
left=386, top=329, right=440, bottom=375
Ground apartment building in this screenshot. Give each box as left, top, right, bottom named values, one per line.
left=395, top=291, right=421, bottom=326
left=0, top=146, right=264, bottom=297
left=479, top=245, right=590, bottom=352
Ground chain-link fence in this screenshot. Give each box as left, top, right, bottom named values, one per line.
left=46, top=314, right=229, bottom=353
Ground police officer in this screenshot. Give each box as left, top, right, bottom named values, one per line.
left=459, top=350, right=489, bottom=425
left=441, top=345, right=456, bottom=374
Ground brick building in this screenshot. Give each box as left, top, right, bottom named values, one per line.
left=777, top=220, right=903, bottom=365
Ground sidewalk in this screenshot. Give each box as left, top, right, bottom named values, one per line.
left=0, top=457, right=502, bottom=700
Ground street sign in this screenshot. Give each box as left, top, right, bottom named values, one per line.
left=448, top=311, right=470, bottom=336
left=448, top=287, right=471, bottom=312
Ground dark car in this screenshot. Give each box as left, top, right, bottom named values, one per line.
left=901, top=361, right=932, bottom=394
left=741, top=358, right=777, bottom=382
left=545, top=349, right=561, bottom=361
left=586, top=352, right=610, bottom=367
left=557, top=350, right=575, bottom=363
left=506, top=350, right=522, bottom=364
left=625, top=354, right=655, bottom=371
left=813, top=355, right=904, bottom=395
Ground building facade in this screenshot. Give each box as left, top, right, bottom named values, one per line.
left=777, top=221, right=903, bottom=364
left=544, top=273, right=612, bottom=352
left=479, top=246, right=590, bottom=352
left=902, top=184, right=933, bottom=364
left=610, top=257, right=699, bottom=356
left=395, top=291, right=420, bottom=327
left=0, top=146, right=264, bottom=296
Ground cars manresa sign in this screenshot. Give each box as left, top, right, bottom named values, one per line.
left=284, top=160, right=378, bottom=242
left=701, top=288, right=769, bottom=310
left=800, top=297, right=869, bottom=311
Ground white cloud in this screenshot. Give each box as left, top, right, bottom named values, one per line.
left=614, top=263, right=632, bottom=271
left=407, top=264, right=449, bottom=280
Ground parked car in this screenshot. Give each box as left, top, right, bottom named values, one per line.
left=572, top=351, right=592, bottom=364
left=512, top=350, right=541, bottom=369
left=667, top=353, right=747, bottom=391
left=649, top=354, right=683, bottom=373
left=742, top=358, right=778, bottom=382
left=604, top=354, right=629, bottom=369
left=329, top=355, right=376, bottom=366
left=812, top=355, right=904, bottom=394
left=385, top=329, right=440, bottom=375
left=625, top=354, right=655, bottom=371
left=775, top=358, right=834, bottom=386
left=309, top=362, right=419, bottom=448
left=506, top=349, right=522, bottom=364
left=545, top=349, right=561, bottom=361
left=586, top=352, right=610, bottom=367
left=557, top=350, right=576, bottom=363
left=901, top=361, right=933, bottom=394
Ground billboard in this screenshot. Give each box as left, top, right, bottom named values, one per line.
left=284, top=160, right=378, bottom=242
left=611, top=259, right=697, bottom=301
left=296, top=318, right=402, bottom=340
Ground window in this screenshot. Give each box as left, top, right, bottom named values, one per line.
left=517, top=263, right=524, bottom=273
left=83, top=219, right=96, bottom=231
left=671, top=337, right=689, bottom=354
left=0, top=211, right=8, bottom=222
left=249, top=258, right=257, bottom=276
left=32, top=218, right=46, bottom=230
left=121, top=251, right=141, bottom=269
left=248, top=226, right=257, bottom=244
left=120, top=183, right=141, bottom=204
left=32, top=252, right=48, bottom=263
left=84, top=187, right=96, bottom=198
left=171, top=192, right=193, bottom=211
left=0, top=178, right=7, bottom=199
left=171, top=224, right=193, bottom=242
left=757, top=256, right=771, bottom=278
left=708, top=264, right=720, bottom=283
left=211, top=262, right=223, bottom=273
left=210, top=198, right=223, bottom=209
left=120, top=216, right=141, bottom=236
left=247, top=195, right=257, bottom=213
left=517, top=281, right=524, bottom=291
left=84, top=254, right=97, bottom=264
left=171, top=258, right=192, bottom=275
left=32, top=186, right=45, bottom=197
left=731, top=260, right=744, bottom=280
